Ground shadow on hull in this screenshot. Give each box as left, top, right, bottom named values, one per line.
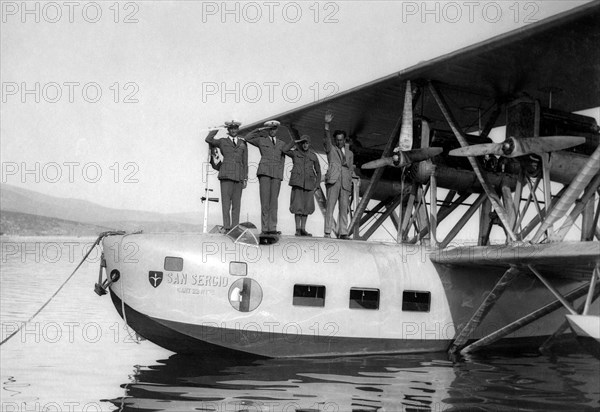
left=110, top=291, right=575, bottom=359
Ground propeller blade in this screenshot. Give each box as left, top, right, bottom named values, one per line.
left=361, top=157, right=394, bottom=169
left=450, top=136, right=586, bottom=158
left=361, top=147, right=443, bottom=169
left=403, top=147, right=443, bottom=163
left=517, top=136, right=586, bottom=156
left=449, top=143, right=503, bottom=157
left=398, top=80, right=413, bottom=151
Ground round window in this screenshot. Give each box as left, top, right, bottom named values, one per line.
left=228, top=278, right=263, bottom=312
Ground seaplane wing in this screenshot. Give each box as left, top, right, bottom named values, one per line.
left=429, top=241, right=600, bottom=280
left=239, top=2, right=600, bottom=150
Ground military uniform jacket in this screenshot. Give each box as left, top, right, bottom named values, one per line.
left=245, top=130, right=287, bottom=180
left=282, top=141, right=322, bottom=190
left=206, top=131, right=248, bottom=182
left=323, top=130, right=355, bottom=191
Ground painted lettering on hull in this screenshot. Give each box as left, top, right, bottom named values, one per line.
left=166, top=273, right=229, bottom=287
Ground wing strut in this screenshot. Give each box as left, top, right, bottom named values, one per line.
left=532, top=144, right=600, bottom=242
left=360, top=193, right=404, bottom=241
left=554, top=172, right=600, bottom=241
left=428, top=81, right=518, bottom=242
left=348, top=103, right=403, bottom=238
left=460, top=280, right=594, bottom=355
left=448, top=266, right=521, bottom=357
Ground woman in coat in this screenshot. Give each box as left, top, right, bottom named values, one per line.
left=282, top=135, right=322, bottom=236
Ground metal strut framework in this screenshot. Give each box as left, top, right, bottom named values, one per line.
left=339, top=81, right=600, bottom=358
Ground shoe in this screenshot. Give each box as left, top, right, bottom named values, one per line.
left=339, top=234, right=349, bottom=240
left=324, top=233, right=331, bottom=238
left=295, top=229, right=302, bottom=237
left=269, top=230, right=281, bottom=235
left=300, top=229, right=312, bottom=237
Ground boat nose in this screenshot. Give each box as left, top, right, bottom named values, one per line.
left=95, top=233, right=126, bottom=296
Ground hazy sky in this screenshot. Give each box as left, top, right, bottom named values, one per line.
left=1, top=0, right=596, bottom=235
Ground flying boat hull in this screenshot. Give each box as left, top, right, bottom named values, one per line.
left=103, top=232, right=586, bottom=357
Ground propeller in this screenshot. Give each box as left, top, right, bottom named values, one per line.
left=362, top=147, right=443, bottom=169
left=449, top=135, right=586, bottom=158
left=361, top=80, right=442, bottom=170
left=398, top=80, right=413, bottom=151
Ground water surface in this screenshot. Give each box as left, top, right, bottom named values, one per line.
left=1, top=237, right=598, bottom=411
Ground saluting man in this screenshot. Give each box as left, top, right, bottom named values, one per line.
left=282, top=135, right=322, bottom=236
left=244, top=120, right=287, bottom=235
left=205, top=120, right=248, bottom=231
left=323, top=111, right=355, bottom=239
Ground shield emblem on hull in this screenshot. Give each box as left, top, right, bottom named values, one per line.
left=148, top=271, right=163, bottom=288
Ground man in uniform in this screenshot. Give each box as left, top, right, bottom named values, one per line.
left=323, top=111, right=355, bottom=239
left=205, top=120, right=248, bottom=231
left=282, top=135, right=321, bottom=236
left=244, top=120, right=287, bottom=235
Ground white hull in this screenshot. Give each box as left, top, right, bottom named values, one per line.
left=102, top=232, right=586, bottom=357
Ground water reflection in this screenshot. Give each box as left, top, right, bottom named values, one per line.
left=105, top=351, right=600, bottom=412
left=106, top=353, right=456, bottom=411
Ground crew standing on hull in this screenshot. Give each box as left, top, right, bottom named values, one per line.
left=244, top=120, right=287, bottom=235
left=205, top=120, right=248, bottom=231
left=282, top=135, right=322, bottom=236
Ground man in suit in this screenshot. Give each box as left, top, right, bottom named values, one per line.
left=205, top=120, right=248, bottom=231
left=323, top=111, right=355, bottom=239
left=244, top=120, right=287, bottom=235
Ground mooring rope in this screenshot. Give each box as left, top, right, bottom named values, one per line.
left=0, top=231, right=125, bottom=346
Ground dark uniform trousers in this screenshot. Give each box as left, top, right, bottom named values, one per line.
left=205, top=131, right=248, bottom=230
left=258, top=176, right=281, bottom=232
left=245, top=131, right=287, bottom=233
left=220, top=179, right=243, bottom=229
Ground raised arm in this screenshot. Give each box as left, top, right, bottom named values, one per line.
left=323, top=111, right=333, bottom=153
left=243, top=128, right=264, bottom=147
left=281, top=139, right=296, bottom=157
left=205, top=129, right=220, bottom=145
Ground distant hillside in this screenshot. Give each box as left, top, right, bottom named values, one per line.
left=0, top=184, right=206, bottom=235
left=0, top=210, right=113, bottom=236
left=1, top=183, right=203, bottom=224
